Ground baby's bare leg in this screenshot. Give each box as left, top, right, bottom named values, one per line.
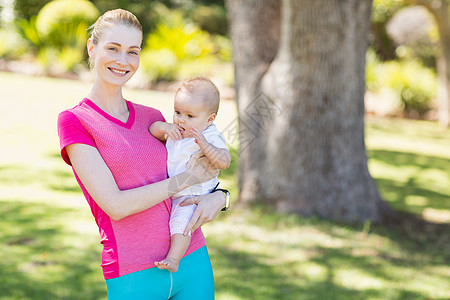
left=155, top=233, right=191, bottom=272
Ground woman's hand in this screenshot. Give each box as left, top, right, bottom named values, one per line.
left=185, top=151, right=219, bottom=184
left=179, top=191, right=226, bottom=235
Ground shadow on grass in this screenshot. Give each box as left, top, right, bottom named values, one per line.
left=369, top=149, right=450, bottom=212
left=0, top=162, right=80, bottom=193
left=210, top=239, right=431, bottom=300
left=369, top=149, right=450, bottom=172
left=0, top=200, right=105, bottom=299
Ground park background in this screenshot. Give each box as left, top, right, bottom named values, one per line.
left=0, top=0, right=449, bottom=299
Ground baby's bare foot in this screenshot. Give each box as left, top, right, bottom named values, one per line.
left=155, top=258, right=179, bottom=272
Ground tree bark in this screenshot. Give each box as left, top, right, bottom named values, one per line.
left=227, top=0, right=389, bottom=222
left=433, top=1, right=450, bottom=127
left=225, top=0, right=282, bottom=203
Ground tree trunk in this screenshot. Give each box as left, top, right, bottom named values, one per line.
left=434, top=1, right=450, bottom=127
left=226, top=0, right=390, bottom=222
left=405, top=0, right=450, bottom=126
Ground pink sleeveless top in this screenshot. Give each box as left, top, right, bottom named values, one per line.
left=57, top=98, right=206, bottom=279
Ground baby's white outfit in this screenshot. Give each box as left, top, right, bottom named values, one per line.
left=166, top=123, right=228, bottom=235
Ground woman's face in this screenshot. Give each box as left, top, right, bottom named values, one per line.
left=88, top=24, right=142, bottom=87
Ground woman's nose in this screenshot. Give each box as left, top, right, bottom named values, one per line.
left=115, top=53, right=127, bottom=66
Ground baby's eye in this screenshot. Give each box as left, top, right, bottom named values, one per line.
left=187, top=114, right=194, bottom=118
left=175, top=111, right=181, bottom=115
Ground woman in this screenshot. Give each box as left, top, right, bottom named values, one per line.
left=57, top=9, right=226, bottom=299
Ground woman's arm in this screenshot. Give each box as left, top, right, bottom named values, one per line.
left=67, top=143, right=218, bottom=220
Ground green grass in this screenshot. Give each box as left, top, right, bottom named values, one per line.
left=0, top=72, right=449, bottom=299
left=366, top=117, right=450, bottom=222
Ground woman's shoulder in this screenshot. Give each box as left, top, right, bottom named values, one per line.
left=58, top=98, right=90, bottom=116
left=58, top=108, right=80, bottom=126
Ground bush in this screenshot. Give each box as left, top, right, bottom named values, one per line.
left=13, top=0, right=50, bottom=20
left=34, top=0, right=99, bottom=72
left=15, top=16, right=41, bottom=50
left=140, top=49, right=179, bottom=82
left=36, top=0, right=98, bottom=38
left=366, top=49, right=437, bottom=118
left=191, top=5, right=228, bottom=35
left=0, top=29, right=30, bottom=60
left=139, top=9, right=225, bottom=83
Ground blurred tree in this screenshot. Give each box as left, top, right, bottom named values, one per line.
left=14, top=0, right=51, bottom=19
left=89, top=0, right=162, bottom=36
left=226, top=0, right=389, bottom=222
left=371, top=0, right=405, bottom=61
left=403, top=0, right=450, bottom=126
left=89, top=0, right=227, bottom=37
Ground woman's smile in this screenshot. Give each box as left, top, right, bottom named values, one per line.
left=108, top=67, right=130, bottom=77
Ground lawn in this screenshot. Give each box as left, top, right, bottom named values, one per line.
left=0, top=72, right=449, bottom=299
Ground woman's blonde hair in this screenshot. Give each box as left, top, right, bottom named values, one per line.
left=87, top=9, right=142, bottom=67
left=89, top=8, right=143, bottom=45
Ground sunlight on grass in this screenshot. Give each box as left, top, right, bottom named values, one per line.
left=366, top=116, right=450, bottom=222
left=205, top=208, right=450, bottom=299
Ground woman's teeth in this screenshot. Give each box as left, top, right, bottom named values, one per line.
left=109, top=68, right=128, bottom=75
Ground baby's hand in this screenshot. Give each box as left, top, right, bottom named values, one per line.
left=191, top=128, right=208, bottom=149
left=164, top=123, right=183, bottom=140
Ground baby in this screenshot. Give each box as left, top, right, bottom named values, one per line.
left=149, top=77, right=231, bottom=272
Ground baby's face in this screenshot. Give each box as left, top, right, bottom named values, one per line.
left=173, top=92, right=214, bottom=138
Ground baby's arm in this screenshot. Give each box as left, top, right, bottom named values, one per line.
left=149, top=121, right=182, bottom=142
left=191, top=128, right=231, bottom=170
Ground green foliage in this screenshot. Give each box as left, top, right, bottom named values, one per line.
left=13, top=0, right=51, bottom=20
left=14, top=16, right=41, bottom=50
left=140, top=49, right=179, bottom=82
left=370, top=0, right=406, bottom=61
left=36, top=0, right=98, bottom=37
left=212, top=33, right=232, bottom=62
left=383, top=60, right=436, bottom=116
left=365, top=49, right=381, bottom=91
left=0, top=29, right=30, bottom=60
left=91, top=0, right=161, bottom=41
left=371, top=0, right=404, bottom=24
left=366, top=49, right=437, bottom=117
left=29, top=0, right=100, bottom=72
left=139, top=8, right=227, bottom=83
left=191, top=5, right=228, bottom=35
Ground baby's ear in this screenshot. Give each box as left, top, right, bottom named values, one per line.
left=207, top=113, right=216, bottom=125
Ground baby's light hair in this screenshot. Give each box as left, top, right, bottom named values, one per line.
left=176, top=76, right=220, bottom=115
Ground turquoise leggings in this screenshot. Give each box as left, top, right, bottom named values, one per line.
left=106, top=246, right=214, bottom=300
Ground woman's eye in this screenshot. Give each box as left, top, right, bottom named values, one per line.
left=108, top=47, right=118, bottom=52
left=129, top=51, right=138, bottom=55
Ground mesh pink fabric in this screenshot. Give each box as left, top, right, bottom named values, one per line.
left=57, top=98, right=206, bottom=279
